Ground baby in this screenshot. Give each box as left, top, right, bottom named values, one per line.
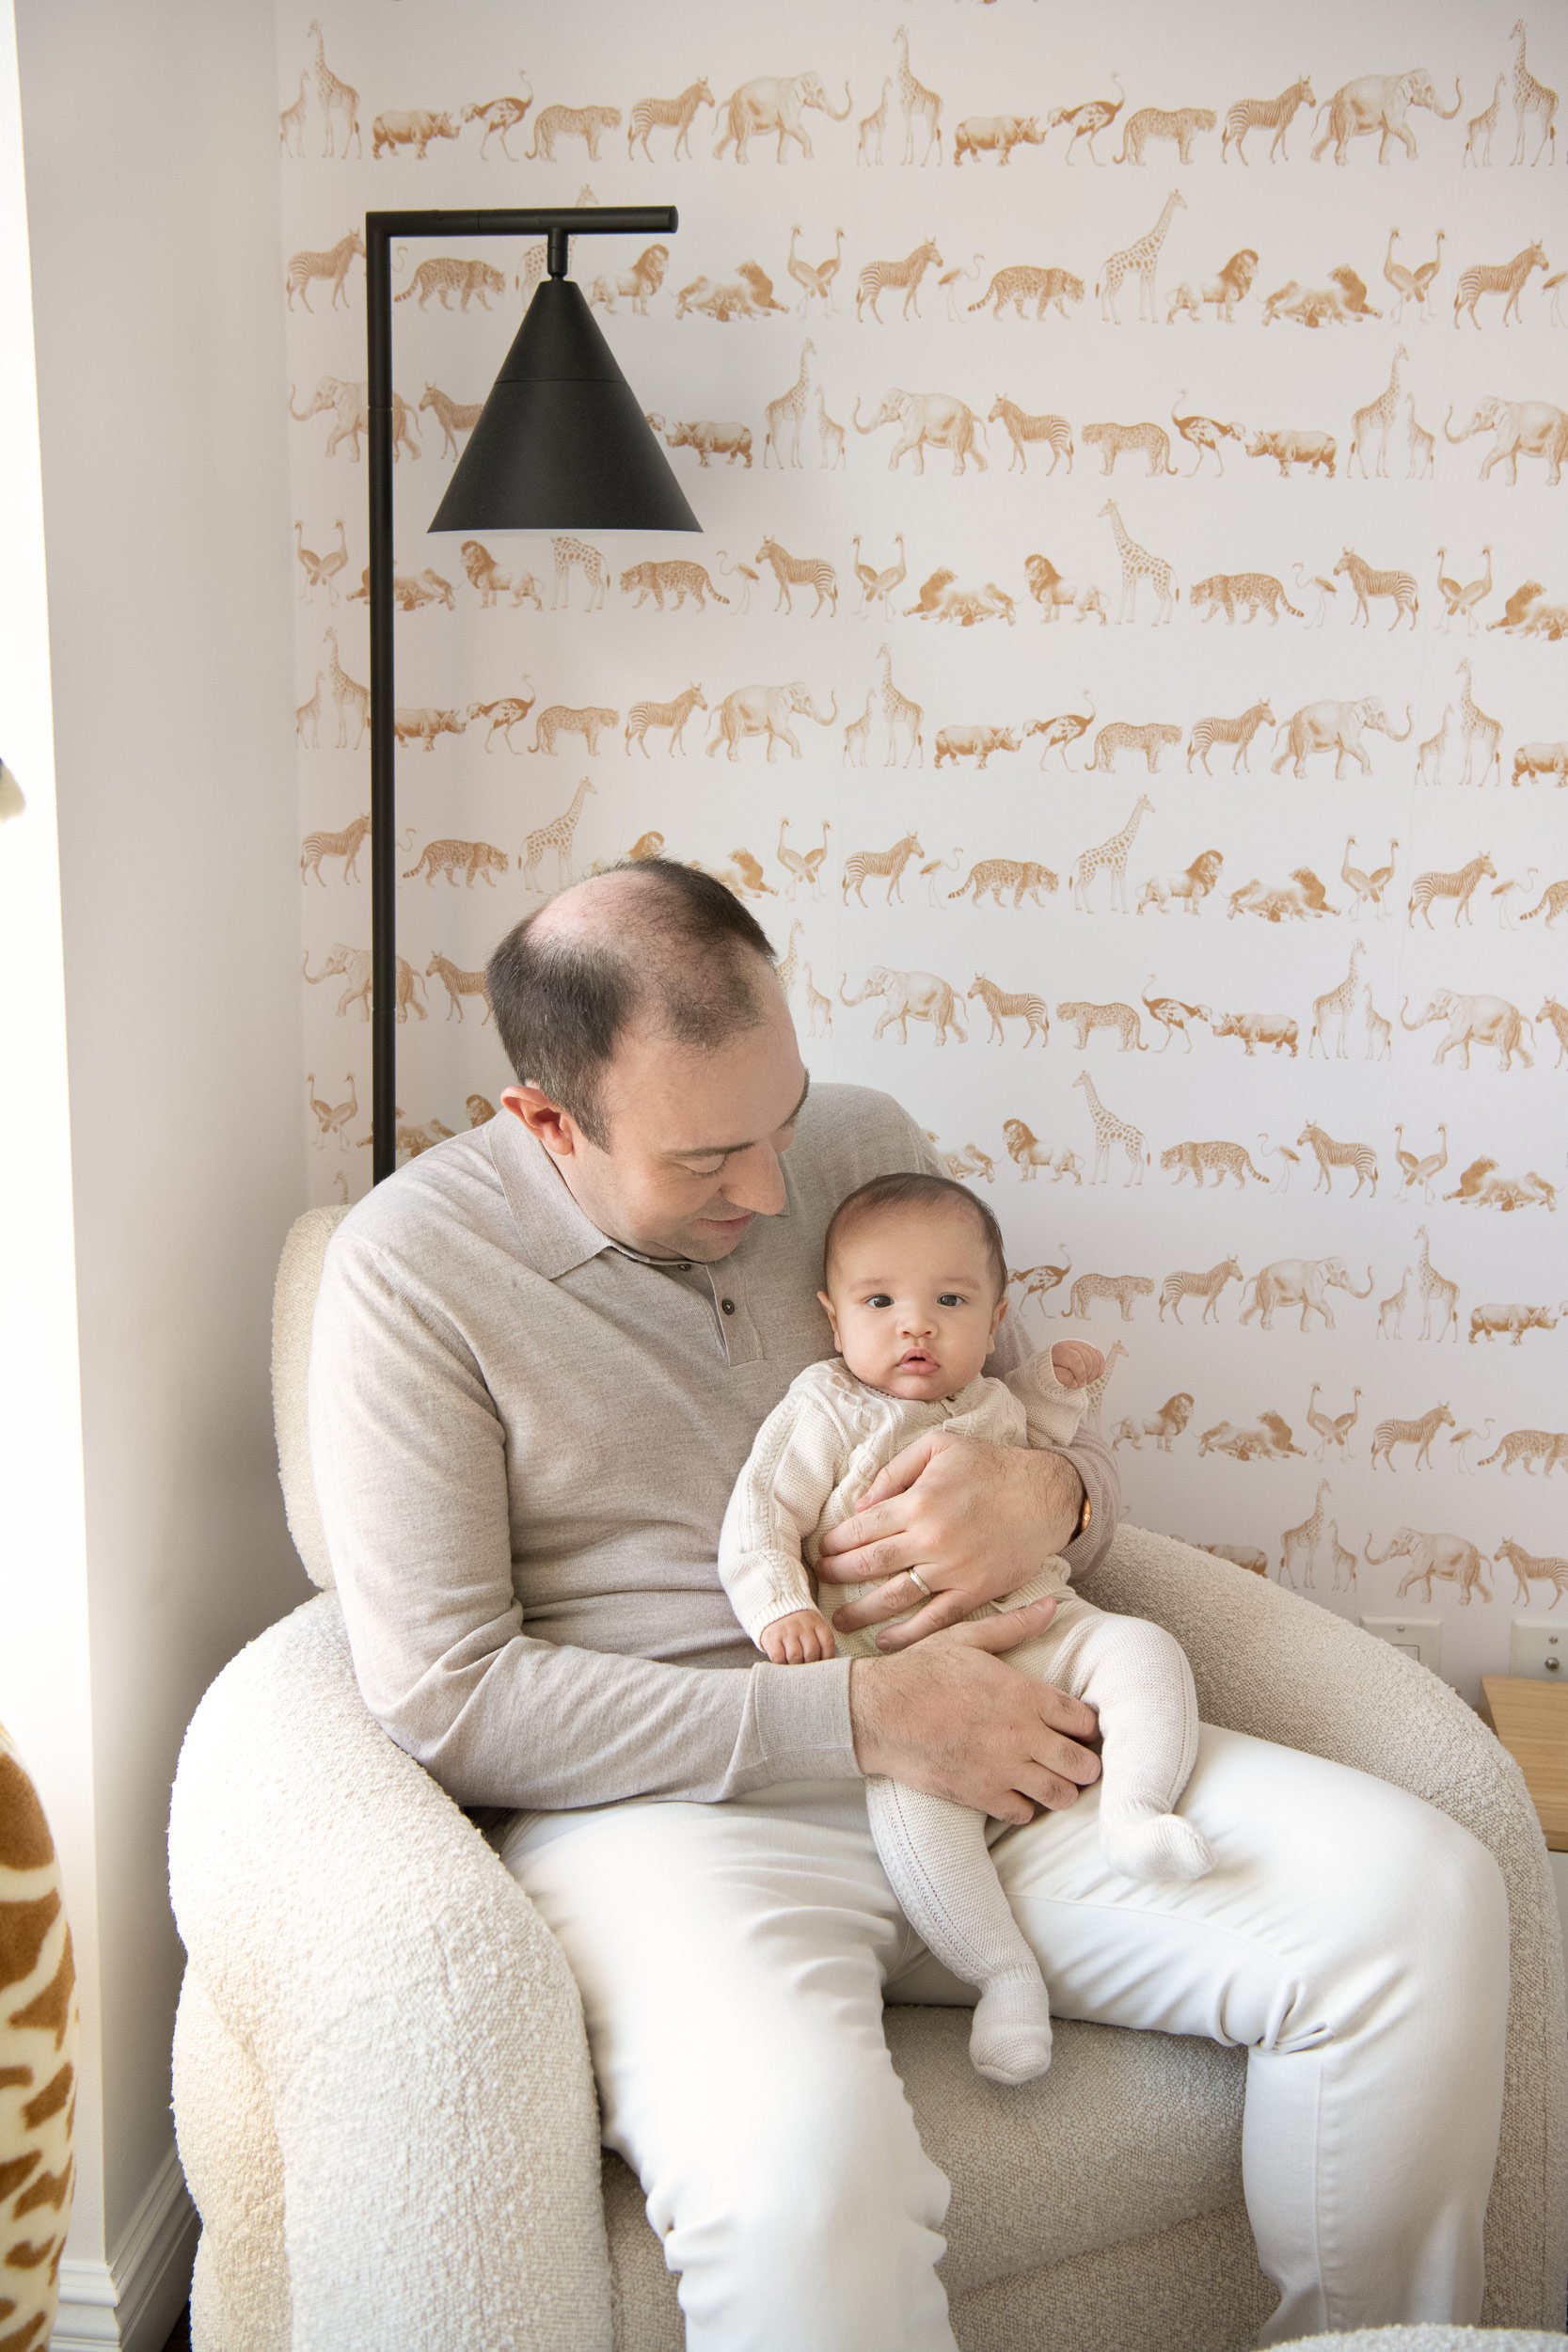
left=718, top=1170, right=1214, bottom=2087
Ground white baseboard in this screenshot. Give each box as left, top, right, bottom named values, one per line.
left=54, top=2144, right=198, bottom=2352
left=50, top=2264, right=118, bottom=2352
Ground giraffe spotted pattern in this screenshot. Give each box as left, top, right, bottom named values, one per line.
left=0, top=1724, right=78, bottom=2352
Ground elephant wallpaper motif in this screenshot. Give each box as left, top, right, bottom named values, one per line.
left=281, top=0, right=1568, bottom=1701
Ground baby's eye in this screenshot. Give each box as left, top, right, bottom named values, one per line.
left=939, top=1293, right=965, bottom=1307
left=864, top=1293, right=893, bottom=1310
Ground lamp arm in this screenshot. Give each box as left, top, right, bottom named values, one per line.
left=363, top=207, right=678, bottom=1186
left=367, top=228, right=397, bottom=1184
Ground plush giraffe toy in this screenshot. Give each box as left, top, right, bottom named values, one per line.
left=0, top=1718, right=78, bottom=2347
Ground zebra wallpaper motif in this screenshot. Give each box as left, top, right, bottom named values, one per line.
left=281, top=0, right=1568, bottom=1702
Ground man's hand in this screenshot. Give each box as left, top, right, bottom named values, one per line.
left=815, top=1431, right=1085, bottom=1648
left=848, top=1601, right=1101, bottom=1825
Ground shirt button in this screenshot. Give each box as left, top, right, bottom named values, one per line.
left=721, top=1297, right=736, bottom=1315
left=679, top=1263, right=691, bottom=1271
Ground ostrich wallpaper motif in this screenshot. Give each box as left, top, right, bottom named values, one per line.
left=282, top=0, right=1568, bottom=1701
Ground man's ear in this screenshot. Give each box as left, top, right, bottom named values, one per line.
left=501, top=1084, right=576, bottom=1158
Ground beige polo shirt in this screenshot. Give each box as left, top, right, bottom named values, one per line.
left=307, top=1080, right=1122, bottom=1813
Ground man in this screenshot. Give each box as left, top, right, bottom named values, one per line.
left=309, top=860, right=1508, bottom=2352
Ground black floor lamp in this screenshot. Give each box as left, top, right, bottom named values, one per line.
left=366, top=205, right=701, bottom=1183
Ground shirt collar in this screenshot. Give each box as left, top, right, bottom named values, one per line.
left=485, top=1107, right=792, bottom=1282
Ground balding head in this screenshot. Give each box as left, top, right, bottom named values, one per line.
left=486, top=858, right=779, bottom=1149
left=526, top=865, right=657, bottom=943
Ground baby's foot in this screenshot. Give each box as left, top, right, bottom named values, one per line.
left=1100, top=1804, right=1215, bottom=1883
left=970, top=1966, right=1053, bottom=2087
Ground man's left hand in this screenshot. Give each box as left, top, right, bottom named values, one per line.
left=815, top=1432, right=1085, bottom=1648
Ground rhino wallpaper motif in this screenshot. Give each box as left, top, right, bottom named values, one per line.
left=281, top=0, right=1568, bottom=1702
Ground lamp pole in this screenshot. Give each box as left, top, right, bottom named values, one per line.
left=364, top=205, right=683, bottom=1184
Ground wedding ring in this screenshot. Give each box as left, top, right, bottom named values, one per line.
left=907, top=1568, right=933, bottom=1599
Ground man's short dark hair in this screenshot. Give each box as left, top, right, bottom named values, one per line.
left=823, top=1172, right=1008, bottom=1303
left=485, top=859, right=778, bottom=1149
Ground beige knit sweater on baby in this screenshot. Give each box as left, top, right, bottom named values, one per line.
left=719, top=1349, right=1088, bottom=1655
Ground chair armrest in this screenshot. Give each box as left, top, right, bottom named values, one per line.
left=1080, top=1520, right=1568, bottom=2329
left=169, top=1592, right=613, bottom=2352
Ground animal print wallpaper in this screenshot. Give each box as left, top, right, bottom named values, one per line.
left=281, top=0, right=1568, bottom=1702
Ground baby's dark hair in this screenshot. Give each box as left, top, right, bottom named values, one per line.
left=823, top=1171, right=1008, bottom=1302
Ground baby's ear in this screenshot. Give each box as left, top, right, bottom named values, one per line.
left=991, top=1295, right=1008, bottom=1330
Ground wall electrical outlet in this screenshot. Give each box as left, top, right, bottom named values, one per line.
left=1361, top=1616, right=1442, bottom=1674
left=1511, top=1622, right=1568, bottom=1680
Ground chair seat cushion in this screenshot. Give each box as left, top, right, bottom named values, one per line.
left=602, top=2005, right=1246, bottom=2340
left=887, top=2007, right=1246, bottom=2296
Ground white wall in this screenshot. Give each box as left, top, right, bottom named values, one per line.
left=0, top=0, right=103, bottom=2279
left=7, top=0, right=311, bottom=2327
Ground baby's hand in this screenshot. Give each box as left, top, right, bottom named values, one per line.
left=759, top=1609, right=838, bottom=1665
left=1050, top=1340, right=1104, bottom=1391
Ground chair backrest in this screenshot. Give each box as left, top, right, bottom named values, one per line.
left=272, top=1204, right=351, bottom=1590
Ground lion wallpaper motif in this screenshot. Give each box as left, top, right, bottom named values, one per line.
left=282, top=0, right=1568, bottom=1701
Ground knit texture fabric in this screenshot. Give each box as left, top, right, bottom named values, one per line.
left=721, top=1350, right=1212, bottom=2085
left=717, top=1347, right=1087, bottom=1645
left=296, top=1085, right=1124, bottom=1816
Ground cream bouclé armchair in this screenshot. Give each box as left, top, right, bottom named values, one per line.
left=167, top=1207, right=1568, bottom=2350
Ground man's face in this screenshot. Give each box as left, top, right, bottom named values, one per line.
left=501, top=976, right=810, bottom=1263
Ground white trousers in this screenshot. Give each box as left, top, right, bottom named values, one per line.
left=499, top=1722, right=1510, bottom=2352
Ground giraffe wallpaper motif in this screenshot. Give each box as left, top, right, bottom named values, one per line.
left=280, top=0, right=1568, bottom=1703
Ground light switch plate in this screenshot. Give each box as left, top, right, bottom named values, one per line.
left=1361, top=1616, right=1442, bottom=1673
left=1511, top=1622, right=1568, bottom=1680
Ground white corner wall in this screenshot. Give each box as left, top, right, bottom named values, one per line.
left=0, top=0, right=103, bottom=2294
left=7, top=0, right=311, bottom=2335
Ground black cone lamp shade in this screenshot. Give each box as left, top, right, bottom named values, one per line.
left=429, top=275, right=699, bottom=535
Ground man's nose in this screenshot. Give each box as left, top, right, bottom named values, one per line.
left=720, top=1144, right=787, bottom=1216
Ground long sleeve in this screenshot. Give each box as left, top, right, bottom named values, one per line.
left=718, top=1378, right=853, bottom=1645
left=307, top=1232, right=859, bottom=1812
left=1002, top=1347, right=1090, bottom=1454
left=988, top=1301, right=1122, bottom=1577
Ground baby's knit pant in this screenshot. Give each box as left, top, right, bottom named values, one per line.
left=866, top=1589, right=1213, bottom=2084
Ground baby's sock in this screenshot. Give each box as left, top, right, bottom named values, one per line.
left=970, top=1966, right=1054, bottom=2087
left=1099, top=1802, right=1215, bottom=1883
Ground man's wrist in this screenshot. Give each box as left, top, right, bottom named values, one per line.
left=1030, top=1446, right=1088, bottom=1549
